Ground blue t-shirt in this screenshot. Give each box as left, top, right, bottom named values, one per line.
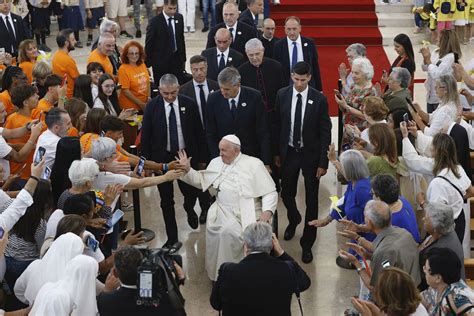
left=391, top=197, right=421, bottom=243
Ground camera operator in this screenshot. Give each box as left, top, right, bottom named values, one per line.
left=97, top=246, right=186, bottom=316
left=210, top=222, right=311, bottom=316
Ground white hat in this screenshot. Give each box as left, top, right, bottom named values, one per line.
left=222, top=134, right=241, bottom=146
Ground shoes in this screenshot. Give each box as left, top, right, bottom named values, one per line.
left=136, top=29, right=142, bottom=38
left=187, top=210, right=199, bottom=229
left=162, top=240, right=179, bottom=249
left=336, top=255, right=356, bottom=270
left=119, top=31, right=133, bottom=39
left=86, top=39, right=92, bottom=46
left=189, top=27, right=195, bottom=33
left=283, top=215, right=302, bottom=241
left=75, top=41, right=83, bottom=48
left=202, top=26, right=209, bottom=32
left=39, top=44, right=51, bottom=52
left=301, top=249, right=313, bottom=264
left=199, top=209, right=208, bottom=224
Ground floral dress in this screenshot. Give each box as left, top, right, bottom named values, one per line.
left=342, top=85, right=376, bottom=145
left=422, top=280, right=474, bottom=315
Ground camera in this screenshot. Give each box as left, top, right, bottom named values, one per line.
left=136, top=242, right=185, bottom=310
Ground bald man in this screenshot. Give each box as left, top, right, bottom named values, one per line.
left=259, top=18, right=279, bottom=59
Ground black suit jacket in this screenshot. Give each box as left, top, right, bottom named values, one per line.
left=260, top=36, right=279, bottom=59
left=273, top=85, right=332, bottom=169
left=210, top=252, right=311, bottom=316
left=273, top=36, right=322, bottom=91
left=238, top=8, right=258, bottom=28
left=206, top=22, right=257, bottom=56
left=201, top=47, right=244, bottom=81
left=97, top=286, right=184, bottom=316
left=145, top=13, right=186, bottom=69
left=206, top=86, right=270, bottom=164
left=179, top=78, right=220, bottom=128
left=0, top=13, right=29, bottom=57
left=141, top=94, right=206, bottom=166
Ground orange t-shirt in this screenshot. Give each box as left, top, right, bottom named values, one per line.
left=19, top=61, right=35, bottom=84
left=5, top=112, right=33, bottom=179
left=52, top=50, right=80, bottom=98
left=87, top=49, right=113, bottom=77
left=0, top=90, right=15, bottom=115
left=117, top=63, right=150, bottom=110
left=31, top=99, right=53, bottom=121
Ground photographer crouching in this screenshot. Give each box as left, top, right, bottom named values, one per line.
left=97, top=246, right=186, bottom=316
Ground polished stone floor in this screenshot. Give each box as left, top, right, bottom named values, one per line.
left=37, top=2, right=474, bottom=314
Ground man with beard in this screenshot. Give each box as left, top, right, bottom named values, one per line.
left=52, top=28, right=80, bottom=98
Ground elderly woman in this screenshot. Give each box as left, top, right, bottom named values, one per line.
left=418, top=202, right=465, bottom=291
left=310, top=147, right=374, bottom=269
left=421, top=248, right=474, bottom=315
left=381, top=67, right=412, bottom=111
left=410, top=74, right=461, bottom=137
left=335, top=57, right=376, bottom=136
left=338, top=43, right=367, bottom=97
left=32, top=61, right=53, bottom=99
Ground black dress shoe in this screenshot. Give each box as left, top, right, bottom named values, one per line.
left=187, top=211, right=199, bottom=229
left=199, top=209, right=208, bottom=224
left=136, top=29, right=142, bottom=38
left=202, top=26, right=209, bottom=32
left=162, top=240, right=178, bottom=249
left=336, top=255, right=356, bottom=270
left=302, top=249, right=313, bottom=264
left=284, top=224, right=297, bottom=240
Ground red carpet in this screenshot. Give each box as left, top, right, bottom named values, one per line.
left=271, top=0, right=391, bottom=116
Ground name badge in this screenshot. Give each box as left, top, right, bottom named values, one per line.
left=242, top=102, right=247, bottom=107
left=237, top=31, right=242, bottom=35
left=308, top=99, right=313, bottom=104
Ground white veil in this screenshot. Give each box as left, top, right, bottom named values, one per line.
left=29, top=283, right=73, bottom=316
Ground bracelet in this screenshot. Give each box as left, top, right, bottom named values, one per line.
left=29, top=175, right=39, bottom=182
left=163, top=163, right=168, bottom=172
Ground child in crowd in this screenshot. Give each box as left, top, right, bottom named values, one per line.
left=29, top=0, right=52, bottom=52
left=453, top=0, right=470, bottom=43
left=62, top=0, right=84, bottom=48
left=85, top=0, right=105, bottom=46
left=434, top=0, right=456, bottom=40
left=413, top=0, right=430, bottom=33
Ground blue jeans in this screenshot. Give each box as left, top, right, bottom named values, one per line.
left=414, top=12, right=422, bottom=27
left=264, top=0, right=270, bottom=18
left=202, top=0, right=216, bottom=28
left=5, top=257, right=33, bottom=310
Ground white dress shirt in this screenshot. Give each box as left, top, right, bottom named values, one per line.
left=227, top=89, right=241, bottom=111
left=216, top=47, right=230, bottom=65
left=0, top=13, right=16, bottom=38
left=34, top=129, right=61, bottom=171
left=226, top=23, right=237, bottom=41
left=289, top=86, right=308, bottom=147
left=162, top=11, right=176, bottom=36
left=193, top=79, right=210, bottom=124
left=164, top=99, right=185, bottom=151
left=286, top=35, right=303, bottom=70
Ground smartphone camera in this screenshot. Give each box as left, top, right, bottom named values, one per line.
left=136, top=156, right=146, bottom=175
left=34, top=147, right=46, bottom=165
left=403, top=113, right=409, bottom=124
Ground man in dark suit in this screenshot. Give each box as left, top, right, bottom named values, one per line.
left=179, top=55, right=219, bottom=224
left=206, top=66, right=271, bottom=166
left=210, top=222, right=311, bottom=316
left=201, top=28, right=244, bottom=81
left=145, top=0, right=187, bottom=84
left=141, top=74, right=207, bottom=246
left=97, top=246, right=186, bottom=316
left=0, top=0, right=29, bottom=57
left=205, top=1, right=257, bottom=56
left=273, top=16, right=322, bottom=91
left=273, top=62, right=331, bottom=263
left=238, top=0, right=264, bottom=28
left=260, top=18, right=278, bottom=59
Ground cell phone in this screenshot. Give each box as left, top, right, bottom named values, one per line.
left=382, top=260, right=391, bottom=268
left=342, top=143, right=351, bottom=151
left=86, top=235, right=99, bottom=252
left=42, top=166, right=51, bottom=179
left=105, top=209, right=125, bottom=230
left=334, top=89, right=343, bottom=99
left=34, top=147, right=46, bottom=165
left=403, top=113, right=409, bottom=123
left=136, top=156, right=146, bottom=175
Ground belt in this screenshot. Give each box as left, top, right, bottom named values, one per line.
left=288, top=145, right=304, bottom=153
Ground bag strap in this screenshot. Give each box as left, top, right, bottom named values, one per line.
left=285, top=261, right=303, bottom=316
left=436, top=176, right=464, bottom=199
left=446, top=292, right=474, bottom=315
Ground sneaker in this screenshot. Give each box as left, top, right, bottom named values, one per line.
left=184, top=27, right=188, bottom=33
left=189, top=27, right=195, bottom=33
left=135, top=29, right=142, bottom=38
left=75, top=41, right=83, bottom=48
left=119, top=31, right=133, bottom=39
left=202, top=26, right=209, bottom=32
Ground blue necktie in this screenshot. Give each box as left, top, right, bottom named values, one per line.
left=230, top=99, right=237, bottom=120
left=168, top=103, right=179, bottom=154
left=218, top=53, right=226, bottom=73
left=168, top=17, right=177, bottom=53
left=291, top=41, right=298, bottom=70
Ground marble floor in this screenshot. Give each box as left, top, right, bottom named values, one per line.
left=36, top=2, right=474, bottom=314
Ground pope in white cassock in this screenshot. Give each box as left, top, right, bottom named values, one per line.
left=177, top=135, right=278, bottom=280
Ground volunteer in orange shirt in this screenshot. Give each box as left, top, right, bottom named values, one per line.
left=87, top=32, right=115, bottom=77
left=18, top=39, right=39, bottom=84
left=65, top=97, right=87, bottom=136
left=31, top=74, right=67, bottom=121
left=0, top=67, right=29, bottom=115
left=5, top=85, right=40, bottom=183
left=118, top=41, right=150, bottom=112
left=51, top=29, right=80, bottom=98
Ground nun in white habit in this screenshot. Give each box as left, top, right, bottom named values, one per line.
left=177, top=135, right=278, bottom=280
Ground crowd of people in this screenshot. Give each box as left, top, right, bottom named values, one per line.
left=0, top=0, right=469, bottom=314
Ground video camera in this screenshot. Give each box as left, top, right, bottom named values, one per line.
left=136, top=242, right=185, bottom=310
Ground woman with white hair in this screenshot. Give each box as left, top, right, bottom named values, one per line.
left=335, top=57, right=376, bottom=141
left=338, top=43, right=367, bottom=96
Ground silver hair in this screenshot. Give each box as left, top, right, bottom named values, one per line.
left=245, top=38, right=264, bottom=52
left=340, top=150, right=370, bottom=182
left=424, top=202, right=455, bottom=235
left=243, top=222, right=273, bottom=254
left=223, top=1, right=238, bottom=10
left=218, top=67, right=241, bottom=86
left=98, top=32, right=114, bottom=44
left=91, top=137, right=116, bottom=162
left=159, top=74, right=179, bottom=87
left=391, top=67, right=411, bottom=89
left=99, top=18, right=118, bottom=35
left=351, top=57, right=374, bottom=81
left=346, top=43, right=367, bottom=58
left=68, top=158, right=100, bottom=186
left=364, top=200, right=392, bottom=229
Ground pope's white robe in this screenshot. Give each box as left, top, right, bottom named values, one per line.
left=181, top=153, right=277, bottom=280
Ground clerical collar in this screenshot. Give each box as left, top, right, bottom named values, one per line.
left=262, top=34, right=273, bottom=41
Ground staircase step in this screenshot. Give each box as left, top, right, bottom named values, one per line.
left=377, top=13, right=415, bottom=27
left=379, top=26, right=430, bottom=45
left=376, top=2, right=414, bottom=13
left=271, top=0, right=375, bottom=12
left=272, top=11, right=378, bottom=26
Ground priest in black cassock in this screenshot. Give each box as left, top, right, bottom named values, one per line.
left=259, top=18, right=279, bottom=60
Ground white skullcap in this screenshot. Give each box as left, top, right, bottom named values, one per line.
left=222, top=134, right=241, bottom=146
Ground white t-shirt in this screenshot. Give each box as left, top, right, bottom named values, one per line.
left=34, top=129, right=61, bottom=172
left=93, top=172, right=131, bottom=209
left=411, top=303, right=429, bottom=316
left=0, top=129, right=12, bottom=180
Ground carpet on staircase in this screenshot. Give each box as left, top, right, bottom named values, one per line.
left=271, top=0, right=391, bottom=116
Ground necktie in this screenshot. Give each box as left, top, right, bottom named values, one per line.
left=197, top=84, right=206, bottom=125
left=168, top=103, right=179, bottom=154
left=291, top=41, right=298, bottom=70
left=168, top=17, right=177, bottom=53
left=218, top=53, right=226, bottom=73
left=5, top=16, right=15, bottom=52
left=254, top=14, right=258, bottom=26
left=230, top=99, right=237, bottom=120
left=229, top=27, right=234, bottom=43
left=293, top=93, right=302, bottom=149
left=256, top=67, right=269, bottom=112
